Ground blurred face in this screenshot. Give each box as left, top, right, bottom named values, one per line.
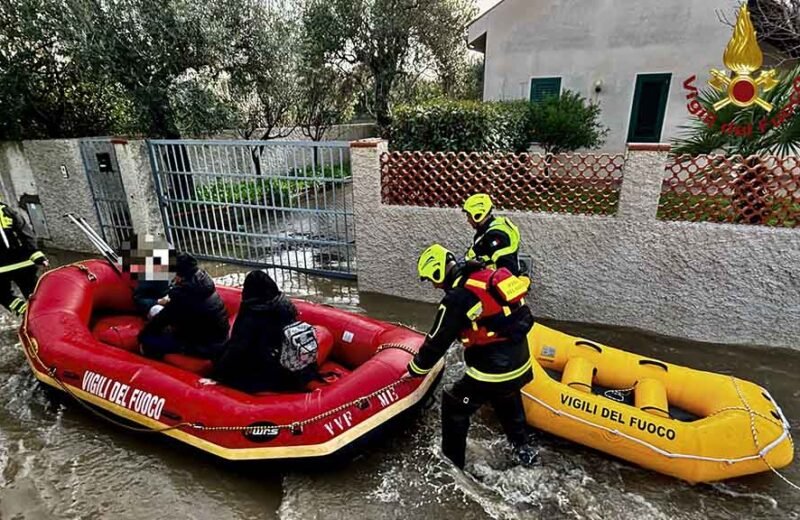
left=467, top=214, right=481, bottom=230
left=121, top=234, right=175, bottom=281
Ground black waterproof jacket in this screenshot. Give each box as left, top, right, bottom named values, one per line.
left=133, top=279, right=170, bottom=315
left=139, top=270, right=229, bottom=350
left=0, top=202, right=39, bottom=265
left=470, top=216, right=520, bottom=275
left=213, top=294, right=300, bottom=393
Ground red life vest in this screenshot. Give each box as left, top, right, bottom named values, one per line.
left=459, top=267, right=530, bottom=347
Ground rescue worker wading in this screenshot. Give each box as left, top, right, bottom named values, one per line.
left=406, top=244, right=539, bottom=469
left=0, top=201, right=47, bottom=316
left=463, top=193, right=522, bottom=275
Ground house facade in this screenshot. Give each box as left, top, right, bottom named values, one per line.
left=468, top=0, right=745, bottom=151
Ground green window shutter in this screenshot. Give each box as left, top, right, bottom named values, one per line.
left=627, top=73, right=672, bottom=143
left=530, top=77, right=562, bottom=103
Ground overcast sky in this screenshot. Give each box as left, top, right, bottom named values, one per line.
left=477, top=0, right=502, bottom=15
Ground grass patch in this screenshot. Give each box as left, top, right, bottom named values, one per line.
left=194, top=164, right=351, bottom=205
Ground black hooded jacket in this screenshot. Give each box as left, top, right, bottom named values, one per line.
left=133, top=279, right=170, bottom=315
left=212, top=271, right=300, bottom=393
left=139, top=269, right=229, bottom=348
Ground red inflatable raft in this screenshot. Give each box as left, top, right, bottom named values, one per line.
left=19, top=260, right=443, bottom=460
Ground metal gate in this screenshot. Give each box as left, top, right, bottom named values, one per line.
left=80, top=138, right=134, bottom=249
left=147, top=139, right=356, bottom=279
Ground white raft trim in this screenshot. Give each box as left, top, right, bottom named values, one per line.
left=521, top=389, right=790, bottom=465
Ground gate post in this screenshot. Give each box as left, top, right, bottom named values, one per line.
left=617, top=144, right=671, bottom=222
left=350, top=138, right=387, bottom=286
left=113, top=139, right=166, bottom=239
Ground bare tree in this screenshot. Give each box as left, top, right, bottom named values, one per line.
left=719, top=1, right=800, bottom=66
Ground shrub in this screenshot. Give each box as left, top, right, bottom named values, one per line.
left=528, top=91, right=608, bottom=155
left=390, top=93, right=606, bottom=153
left=390, top=99, right=531, bottom=152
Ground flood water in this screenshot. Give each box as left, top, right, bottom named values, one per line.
left=0, top=251, right=798, bottom=519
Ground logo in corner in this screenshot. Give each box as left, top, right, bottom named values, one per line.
left=708, top=4, right=777, bottom=112
left=682, top=3, right=800, bottom=137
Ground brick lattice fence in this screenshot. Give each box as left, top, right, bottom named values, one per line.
left=380, top=151, right=625, bottom=216
left=659, top=155, right=800, bottom=228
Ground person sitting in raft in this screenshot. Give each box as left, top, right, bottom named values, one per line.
left=138, top=253, right=229, bottom=361
left=120, top=233, right=171, bottom=319
left=212, top=270, right=317, bottom=393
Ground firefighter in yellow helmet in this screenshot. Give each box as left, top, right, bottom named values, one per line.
left=0, top=200, right=48, bottom=316
left=463, top=193, right=522, bottom=275
left=405, top=244, right=539, bottom=469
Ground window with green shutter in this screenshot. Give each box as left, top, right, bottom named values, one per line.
left=529, top=77, right=562, bottom=103
left=627, top=73, right=671, bottom=143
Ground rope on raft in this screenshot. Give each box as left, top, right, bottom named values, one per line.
left=522, top=376, right=800, bottom=492
left=21, top=263, right=428, bottom=435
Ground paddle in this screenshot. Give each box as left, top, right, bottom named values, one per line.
left=64, top=213, right=122, bottom=274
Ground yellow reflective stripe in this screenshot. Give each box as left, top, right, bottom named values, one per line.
left=465, top=358, right=532, bottom=383
left=29, top=251, right=45, bottom=262
left=409, top=359, right=431, bottom=375
left=465, top=279, right=487, bottom=290
left=0, top=259, right=35, bottom=274
left=9, top=298, right=23, bottom=311
left=465, top=248, right=476, bottom=260
left=0, top=207, right=11, bottom=228
left=427, top=305, right=447, bottom=339
left=502, top=306, right=511, bottom=316
left=488, top=217, right=520, bottom=263
left=451, top=276, right=462, bottom=288
left=17, top=302, right=27, bottom=314
left=466, top=302, right=483, bottom=321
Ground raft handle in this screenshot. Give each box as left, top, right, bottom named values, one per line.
left=639, top=360, right=668, bottom=371
left=575, top=341, right=602, bottom=353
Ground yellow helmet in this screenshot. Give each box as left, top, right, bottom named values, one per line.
left=463, top=193, right=493, bottom=223
left=417, top=244, right=454, bottom=284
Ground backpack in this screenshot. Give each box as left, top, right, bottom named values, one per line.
left=280, top=321, right=318, bottom=372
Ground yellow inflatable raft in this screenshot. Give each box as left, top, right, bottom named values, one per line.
left=522, top=324, right=794, bottom=483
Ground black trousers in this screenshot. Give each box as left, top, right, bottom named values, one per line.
left=441, top=370, right=532, bottom=469
left=0, top=265, right=39, bottom=313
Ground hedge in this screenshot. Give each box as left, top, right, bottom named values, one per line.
left=390, top=93, right=607, bottom=153
left=390, top=99, right=531, bottom=153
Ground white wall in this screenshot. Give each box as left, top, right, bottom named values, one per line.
left=352, top=140, right=800, bottom=350
left=469, top=0, right=741, bottom=151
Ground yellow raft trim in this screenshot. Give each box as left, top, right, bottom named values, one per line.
left=20, top=341, right=444, bottom=461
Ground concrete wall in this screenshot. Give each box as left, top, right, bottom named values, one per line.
left=351, top=140, right=800, bottom=350
left=0, top=142, right=37, bottom=206
left=468, top=0, right=740, bottom=151
left=23, top=139, right=101, bottom=252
